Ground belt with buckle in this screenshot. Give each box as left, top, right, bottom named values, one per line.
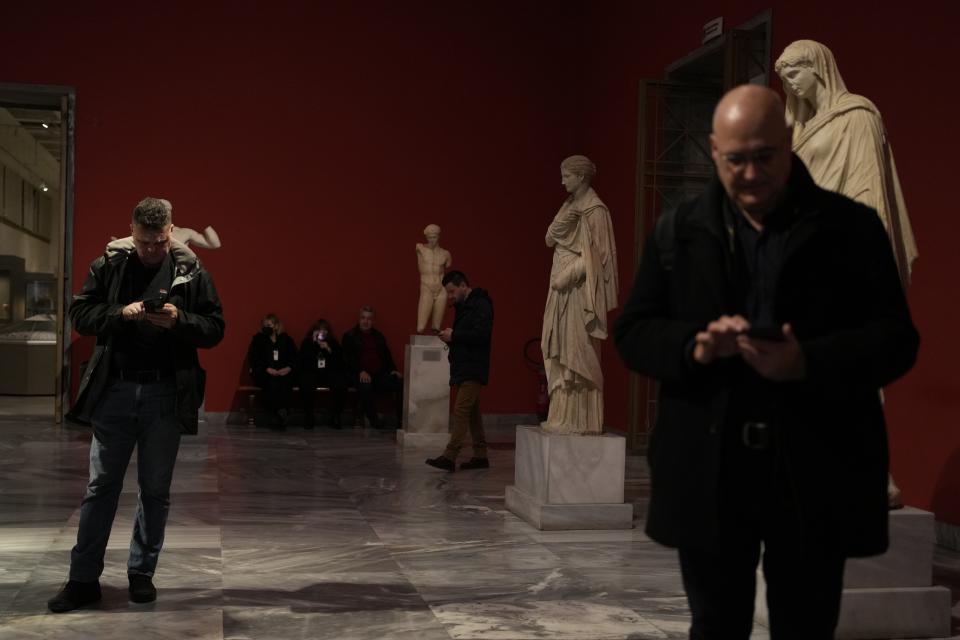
left=741, top=421, right=770, bottom=450
left=115, top=369, right=174, bottom=383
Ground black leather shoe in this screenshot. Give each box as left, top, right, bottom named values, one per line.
left=460, top=457, right=490, bottom=470
left=128, top=574, right=157, bottom=603
left=47, top=579, right=101, bottom=612
left=425, top=456, right=455, bottom=472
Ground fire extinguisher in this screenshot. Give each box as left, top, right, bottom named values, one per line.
left=524, top=338, right=548, bottom=421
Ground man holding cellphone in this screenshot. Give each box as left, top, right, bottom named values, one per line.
left=614, top=86, right=918, bottom=638
left=49, top=197, right=224, bottom=612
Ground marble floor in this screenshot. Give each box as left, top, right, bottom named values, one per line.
left=0, top=416, right=957, bottom=640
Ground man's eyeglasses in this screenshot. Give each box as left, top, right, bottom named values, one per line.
left=719, top=148, right=778, bottom=172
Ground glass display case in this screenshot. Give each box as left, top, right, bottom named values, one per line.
left=25, top=278, right=56, bottom=317
left=0, top=271, right=10, bottom=321
left=0, top=315, right=56, bottom=394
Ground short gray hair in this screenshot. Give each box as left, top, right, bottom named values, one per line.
left=360, top=305, right=376, bottom=316
left=132, top=197, right=172, bottom=229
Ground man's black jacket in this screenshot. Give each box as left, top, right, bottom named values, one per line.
left=341, top=326, right=397, bottom=377
left=68, top=238, right=225, bottom=434
left=448, top=288, right=494, bottom=385
left=613, top=158, right=918, bottom=558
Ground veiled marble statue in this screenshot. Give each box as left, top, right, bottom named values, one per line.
left=775, top=40, right=917, bottom=287
left=416, top=224, right=452, bottom=333
left=776, top=40, right=918, bottom=507
left=541, top=155, right=619, bottom=435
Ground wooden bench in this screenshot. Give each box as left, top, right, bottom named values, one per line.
left=238, top=385, right=346, bottom=426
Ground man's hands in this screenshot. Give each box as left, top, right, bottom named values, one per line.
left=693, top=315, right=806, bottom=381
left=267, top=366, right=292, bottom=377
left=438, top=328, right=453, bottom=343
left=123, top=301, right=179, bottom=329
left=692, top=315, right=749, bottom=365
left=737, top=323, right=806, bottom=381
left=122, top=302, right=146, bottom=322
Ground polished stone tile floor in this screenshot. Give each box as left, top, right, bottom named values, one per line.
left=0, top=416, right=957, bottom=639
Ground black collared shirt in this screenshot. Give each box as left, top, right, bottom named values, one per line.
left=724, top=194, right=796, bottom=329
left=110, top=253, right=176, bottom=373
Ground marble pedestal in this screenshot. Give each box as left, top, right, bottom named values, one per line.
left=397, top=335, right=450, bottom=449
left=505, top=426, right=633, bottom=530
left=755, top=507, right=951, bottom=639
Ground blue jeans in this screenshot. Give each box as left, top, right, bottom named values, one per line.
left=70, top=377, right=180, bottom=581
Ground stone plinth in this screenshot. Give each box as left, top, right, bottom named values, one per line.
left=505, top=425, right=633, bottom=530
left=755, top=507, right=951, bottom=639
left=398, top=335, right=450, bottom=448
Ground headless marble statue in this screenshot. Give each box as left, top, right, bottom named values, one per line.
left=416, top=224, right=452, bottom=333
left=111, top=199, right=222, bottom=250
left=172, top=225, right=221, bottom=250
left=776, top=40, right=918, bottom=508
left=541, top=155, right=619, bottom=435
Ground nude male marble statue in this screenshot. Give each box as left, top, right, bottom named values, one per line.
left=416, top=224, right=452, bottom=333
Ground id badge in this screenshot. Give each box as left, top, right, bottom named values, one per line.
left=318, top=358, right=326, bottom=369
left=272, top=349, right=279, bottom=362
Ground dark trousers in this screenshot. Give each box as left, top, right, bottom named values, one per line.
left=70, top=377, right=181, bottom=581
left=253, top=371, right=294, bottom=415
left=300, top=370, right=348, bottom=420
left=678, top=420, right=846, bottom=639
left=355, top=371, right=403, bottom=427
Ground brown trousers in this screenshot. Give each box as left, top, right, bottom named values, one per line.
left=443, top=381, right=487, bottom=460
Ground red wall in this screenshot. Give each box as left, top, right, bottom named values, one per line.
left=0, top=1, right=586, bottom=419
left=577, top=0, right=960, bottom=523
left=2, top=1, right=958, bottom=523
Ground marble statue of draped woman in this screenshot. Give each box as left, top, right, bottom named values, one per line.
left=541, top=155, right=618, bottom=435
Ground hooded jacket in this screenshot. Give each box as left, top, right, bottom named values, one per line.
left=68, top=237, right=225, bottom=434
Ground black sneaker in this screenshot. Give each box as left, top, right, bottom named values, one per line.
left=460, top=457, right=490, bottom=470
left=47, top=579, right=101, bottom=613
left=128, top=574, right=157, bottom=603
left=425, top=456, right=455, bottom=472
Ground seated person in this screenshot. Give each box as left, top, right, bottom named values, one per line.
left=298, top=319, right=348, bottom=429
left=247, top=313, right=297, bottom=429
left=341, top=306, right=403, bottom=429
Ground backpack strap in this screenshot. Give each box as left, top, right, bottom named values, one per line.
left=654, top=209, right=677, bottom=272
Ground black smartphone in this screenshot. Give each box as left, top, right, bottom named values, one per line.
left=744, top=326, right=785, bottom=342
left=143, top=290, right=168, bottom=313
left=143, top=297, right=165, bottom=313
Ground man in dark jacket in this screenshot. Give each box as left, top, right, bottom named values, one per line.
left=341, top=306, right=402, bottom=428
left=426, top=270, right=494, bottom=472
left=614, top=86, right=918, bottom=639
left=49, top=197, right=224, bottom=613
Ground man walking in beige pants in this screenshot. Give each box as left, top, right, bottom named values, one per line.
left=426, top=270, right=494, bottom=472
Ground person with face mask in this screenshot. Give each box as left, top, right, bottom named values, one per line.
left=297, top=319, right=348, bottom=428
left=248, top=313, right=297, bottom=429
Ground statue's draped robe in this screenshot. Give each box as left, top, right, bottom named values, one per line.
left=541, top=188, right=618, bottom=434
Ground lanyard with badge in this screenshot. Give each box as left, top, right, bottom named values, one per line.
left=315, top=329, right=328, bottom=369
